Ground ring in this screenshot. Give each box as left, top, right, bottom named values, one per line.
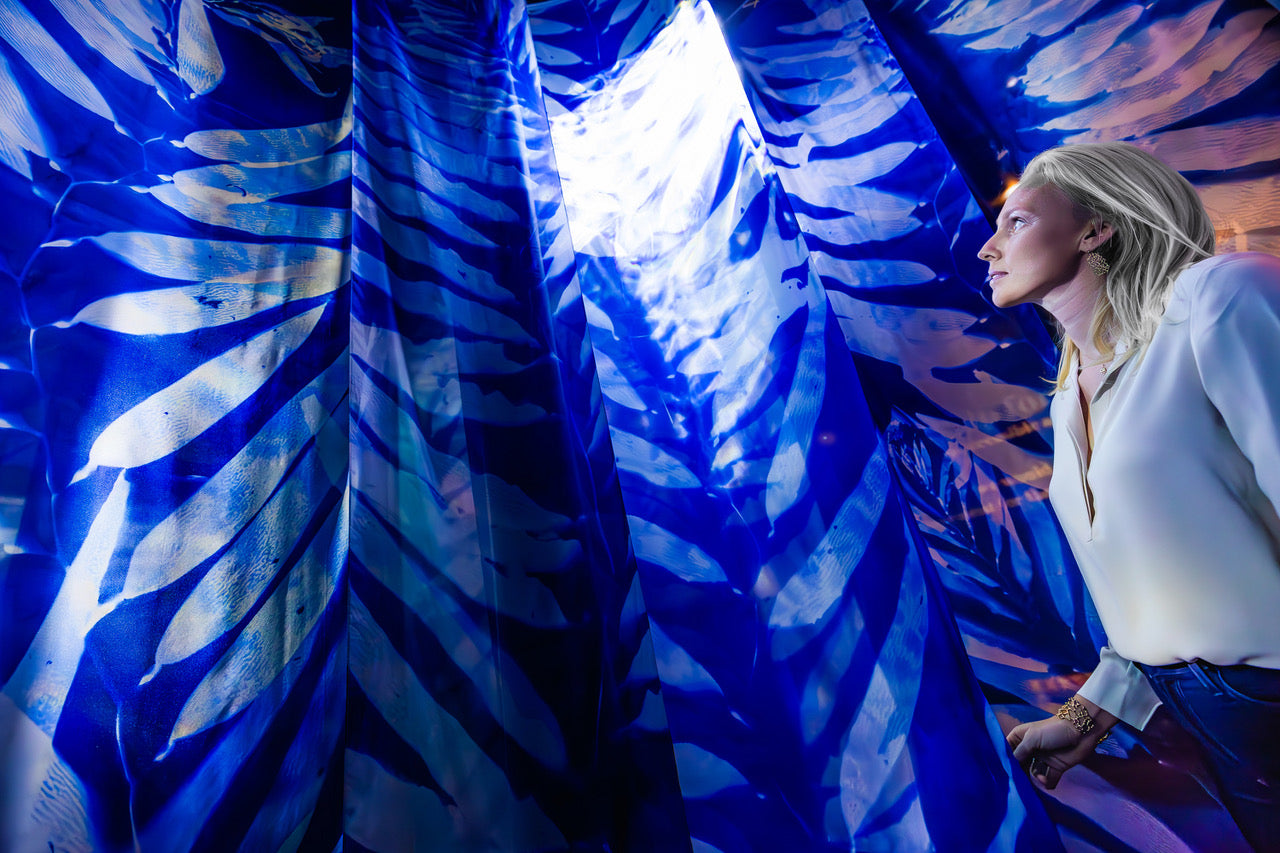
left=1029, top=757, right=1045, bottom=776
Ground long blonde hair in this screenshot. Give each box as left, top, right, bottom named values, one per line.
left=1016, top=143, right=1216, bottom=390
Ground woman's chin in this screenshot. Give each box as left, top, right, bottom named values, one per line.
left=990, top=283, right=1032, bottom=309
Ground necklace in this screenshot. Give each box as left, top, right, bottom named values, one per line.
left=1078, top=358, right=1111, bottom=375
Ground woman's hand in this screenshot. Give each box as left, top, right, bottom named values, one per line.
left=1006, top=696, right=1117, bottom=789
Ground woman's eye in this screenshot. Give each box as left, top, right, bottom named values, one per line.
left=1009, top=217, right=1026, bottom=232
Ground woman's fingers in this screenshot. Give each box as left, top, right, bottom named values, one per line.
left=1028, top=754, right=1065, bottom=789
left=1009, top=716, right=1098, bottom=788
left=1008, top=722, right=1044, bottom=764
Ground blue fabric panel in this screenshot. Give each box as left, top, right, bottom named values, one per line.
left=864, top=0, right=1280, bottom=254
left=0, top=2, right=352, bottom=850
left=345, top=0, right=687, bottom=849
left=0, top=0, right=1277, bottom=850
left=532, top=1, right=1061, bottom=848
left=716, top=0, right=1105, bottom=687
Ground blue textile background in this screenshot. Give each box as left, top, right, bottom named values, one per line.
left=0, top=0, right=1276, bottom=850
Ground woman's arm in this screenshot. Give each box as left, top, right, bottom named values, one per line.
left=1076, top=645, right=1161, bottom=728
left=1007, top=695, right=1118, bottom=789
left=1189, top=253, right=1280, bottom=512
left=1007, top=646, right=1158, bottom=788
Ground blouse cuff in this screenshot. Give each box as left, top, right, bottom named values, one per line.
left=1075, top=646, right=1162, bottom=730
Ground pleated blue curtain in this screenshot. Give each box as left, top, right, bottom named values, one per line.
left=347, top=1, right=689, bottom=848
left=523, top=1, right=1052, bottom=849
left=712, top=0, right=1104, bottom=675
left=0, top=2, right=352, bottom=850
left=347, top=0, right=1051, bottom=847
left=1, top=0, right=1277, bottom=851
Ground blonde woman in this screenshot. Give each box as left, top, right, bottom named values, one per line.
left=978, top=142, right=1280, bottom=851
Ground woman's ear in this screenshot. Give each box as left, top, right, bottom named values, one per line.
left=1081, top=220, right=1114, bottom=252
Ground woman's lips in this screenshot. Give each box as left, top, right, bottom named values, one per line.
left=985, top=272, right=1006, bottom=285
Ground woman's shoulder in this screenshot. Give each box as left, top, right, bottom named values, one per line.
left=1172, top=251, right=1280, bottom=322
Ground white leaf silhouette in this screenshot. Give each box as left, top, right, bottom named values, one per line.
left=180, top=111, right=352, bottom=164
left=0, top=53, right=50, bottom=178
left=165, top=492, right=346, bottom=748
left=69, top=272, right=343, bottom=336
left=76, top=304, right=326, bottom=480
left=88, top=232, right=346, bottom=286
left=144, top=408, right=346, bottom=677
left=47, top=0, right=161, bottom=87
left=121, top=354, right=345, bottom=598
left=176, top=0, right=223, bottom=96
left=3, top=474, right=130, bottom=735
left=0, top=1, right=113, bottom=122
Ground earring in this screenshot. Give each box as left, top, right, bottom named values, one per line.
left=1086, top=251, right=1110, bottom=276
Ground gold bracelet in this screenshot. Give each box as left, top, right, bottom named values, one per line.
left=1056, top=696, right=1097, bottom=735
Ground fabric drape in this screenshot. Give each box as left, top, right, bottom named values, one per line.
left=1, top=0, right=1277, bottom=850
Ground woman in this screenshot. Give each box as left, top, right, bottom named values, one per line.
left=977, top=142, right=1280, bottom=851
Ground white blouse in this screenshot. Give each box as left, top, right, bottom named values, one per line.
left=1048, top=252, right=1280, bottom=728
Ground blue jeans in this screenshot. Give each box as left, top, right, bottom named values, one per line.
left=1138, top=660, right=1280, bottom=852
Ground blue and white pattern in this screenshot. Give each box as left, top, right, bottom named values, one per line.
left=866, top=0, right=1280, bottom=254
left=0, top=2, right=351, bottom=850
left=535, top=1, right=1054, bottom=848
left=717, top=0, right=1105, bottom=690
left=346, top=1, right=687, bottom=849
left=1, top=0, right=1277, bottom=850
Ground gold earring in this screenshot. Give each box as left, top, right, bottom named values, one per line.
left=1086, top=251, right=1110, bottom=276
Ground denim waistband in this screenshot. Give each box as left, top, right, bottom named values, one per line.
left=1138, top=658, right=1277, bottom=674
left=1138, top=658, right=1280, bottom=699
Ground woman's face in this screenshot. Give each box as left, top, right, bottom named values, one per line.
left=977, top=183, right=1096, bottom=309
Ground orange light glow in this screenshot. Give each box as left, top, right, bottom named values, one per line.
left=996, top=177, right=1020, bottom=205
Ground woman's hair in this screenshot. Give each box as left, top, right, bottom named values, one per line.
left=1016, top=142, right=1216, bottom=390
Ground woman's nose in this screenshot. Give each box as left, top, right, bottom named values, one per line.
left=977, top=236, right=999, bottom=262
